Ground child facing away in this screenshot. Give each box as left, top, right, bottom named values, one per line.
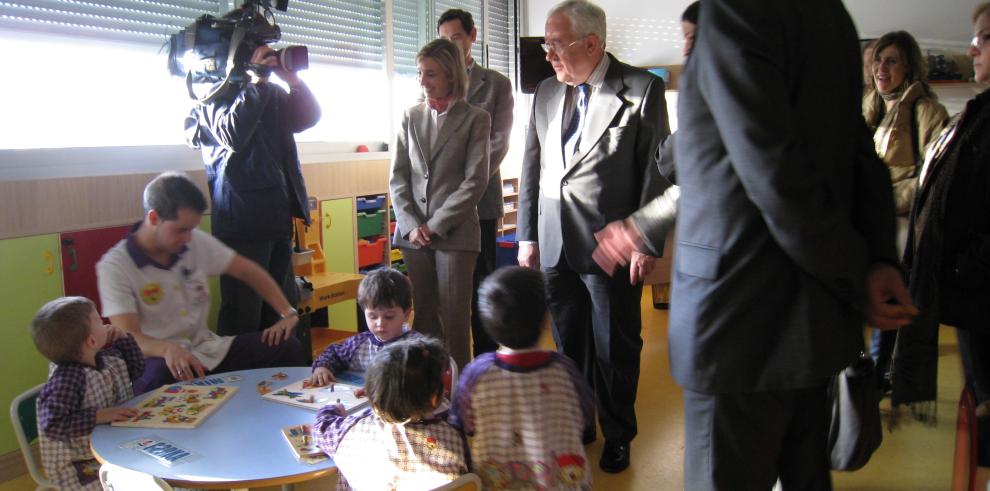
left=450, top=266, right=595, bottom=490
left=309, top=268, right=423, bottom=386
left=313, top=336, right=469, bottom=490
left=30, top=297, right=145, bottom=490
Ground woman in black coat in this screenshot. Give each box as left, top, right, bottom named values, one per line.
left=893, top=2, right=990, bottom=425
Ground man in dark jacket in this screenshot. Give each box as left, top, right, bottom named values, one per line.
left=186, top=42, right=321, bottom=336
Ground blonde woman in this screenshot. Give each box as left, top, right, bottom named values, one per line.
left=863, top=31, right=948, bottom=389
left=389, top=38, right=491, bottom=368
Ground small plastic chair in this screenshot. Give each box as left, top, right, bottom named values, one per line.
left=952, top=387, right=979, bottom=491
left=9, top=383, right=55, bottom=490
left=432, top=472, right=482, bottom=491
left=99, top=463, right=173, bottom=491
left=448, top=355, right=459, bottom=400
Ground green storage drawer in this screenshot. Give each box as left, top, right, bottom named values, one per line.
left=357, top=209, right=386, bottom=238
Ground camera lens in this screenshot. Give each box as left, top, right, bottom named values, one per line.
left=276, top=45, right=309, bottom=72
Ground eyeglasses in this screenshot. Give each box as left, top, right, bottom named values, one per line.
left=973, top=31, right=990, bottom=50
left=541, top=37, right=585, bottom=54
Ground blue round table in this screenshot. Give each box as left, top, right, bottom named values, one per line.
left=91, top=367, right=337, bottom=490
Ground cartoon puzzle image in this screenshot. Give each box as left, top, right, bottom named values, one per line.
left=112, top=384, right=238, bottom=429
left=262, top=378, right=368, bottom=412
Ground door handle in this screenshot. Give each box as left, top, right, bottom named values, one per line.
left=43, top=250, right=54, bottom=275
left=61, top=238, right=78, bottom=272
left=323, top=213, right=332, bottom=230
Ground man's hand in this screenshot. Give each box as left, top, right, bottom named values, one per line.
left=163, top=342, right=207, bottom=381
left=629, top=251, right=656, bottom=285
left=95, top=406, right=138, bottom=424
left=309, top=367, right=336, bottom=386
left=409, top=224, right=433, bottom=248
left=261, top=315, right=299, bottom=346
left=518, top=242, right=540, bottom=270
left=593, top=219, right=646, bottom=276
left=866, top=263, right=918, bottom=330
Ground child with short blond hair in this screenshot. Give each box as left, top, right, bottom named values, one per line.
left=31, top=296, right=144, bottom=490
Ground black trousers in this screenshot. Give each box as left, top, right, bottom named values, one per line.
left=683, top=385, right=832, bottom=491
left=217, top=236, right=297, bottom=336
left=544, top=256, right=643, bottom=444
left=470, top=219, right=499, bottom=356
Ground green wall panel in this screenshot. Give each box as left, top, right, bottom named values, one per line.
left=0, top=234, right=63, bottom=454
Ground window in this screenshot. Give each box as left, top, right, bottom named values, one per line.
left=0, top=0, right=516, bottom=152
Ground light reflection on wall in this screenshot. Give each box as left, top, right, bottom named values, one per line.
left=606, top=17, right=682, bottom=67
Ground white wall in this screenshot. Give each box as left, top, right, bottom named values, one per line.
left=522, top=0, right=977, bottom=67
left=846, top=0, right=974, bottom=49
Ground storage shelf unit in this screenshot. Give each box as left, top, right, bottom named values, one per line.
left=499, top=177, right=519, bottom=237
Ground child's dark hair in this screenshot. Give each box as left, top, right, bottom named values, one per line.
left=478, top=266, right=547, bottom=349
left=30, top=296, right=96, bottom=364
left=365, top=336, right=448, bottom=423
left=357, top=268, right=413, bottom=311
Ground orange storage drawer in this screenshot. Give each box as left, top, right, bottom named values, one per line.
left=358, top=237, right=387, bottom=268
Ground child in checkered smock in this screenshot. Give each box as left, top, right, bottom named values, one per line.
left=309, top=268, right=424, bottom=387
left=314, top=336, right=469, bottom=490
left=31, top=297, right=145, bottom=490
left=450, top=267, right=595, bottom=490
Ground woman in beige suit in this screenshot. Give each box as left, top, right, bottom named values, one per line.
left=390, top=38, right=491, bottom=367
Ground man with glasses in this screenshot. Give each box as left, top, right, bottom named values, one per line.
left=516, top=0, right=669, bottom=473
left=436, top=8, right=514, bottom=357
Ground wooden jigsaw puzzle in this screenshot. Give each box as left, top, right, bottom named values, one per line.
left=112, top=384, right=238, bottom=429
left=262, top=378, right=368, bottom=412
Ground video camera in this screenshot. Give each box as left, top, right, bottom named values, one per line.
left=167, top=0, right=309, bottom=103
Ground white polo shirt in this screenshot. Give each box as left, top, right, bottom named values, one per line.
left=97, top=226, right=236, bottom=370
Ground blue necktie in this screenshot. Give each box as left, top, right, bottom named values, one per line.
left=562, top=83, right=590, bottom=163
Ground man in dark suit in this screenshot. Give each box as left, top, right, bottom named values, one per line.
left=437, top=9, right=514, bottom=356
left=672, top=0, right=917, bottom=487
left=516, top=0, right=668, bottom=473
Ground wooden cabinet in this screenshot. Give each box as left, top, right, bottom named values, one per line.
left=60, top=225, right=130, bottom=321
left=0, top=234, right=64, bottom=453
left=320, top=198, right=358, bottom=331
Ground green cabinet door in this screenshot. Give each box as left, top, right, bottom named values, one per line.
left=320, top=198, right=358, bottom=331
left=0, top=234, right=63, bottom=454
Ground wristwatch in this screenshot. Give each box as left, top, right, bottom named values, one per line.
left=280, top=307, right=299, bottom=319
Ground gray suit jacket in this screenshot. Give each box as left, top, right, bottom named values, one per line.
left=390, top=100, right=491, bottom=252
left=671, top=0, right=898, bottom=393
left=518, top=54, right=670, bottom=272
left=466, top=64, right=514, bottom=220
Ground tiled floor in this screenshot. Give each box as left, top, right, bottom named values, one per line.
left=0, top=292, right=966, bottom=490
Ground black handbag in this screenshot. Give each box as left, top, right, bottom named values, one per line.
left=826, top=353, right=884, bottom=471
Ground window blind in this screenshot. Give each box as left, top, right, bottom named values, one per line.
left=0, top=0, right=218, bottom=44
left=485, top=0, right=513, bottom=78
left=270, top=0, right=384, bottom=70
left=391, top=0, right=425, bottom=76
left=0, top=0, right=386, bottom=69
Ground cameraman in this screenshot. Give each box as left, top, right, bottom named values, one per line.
left=185, top=40, right=321, bottom=337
